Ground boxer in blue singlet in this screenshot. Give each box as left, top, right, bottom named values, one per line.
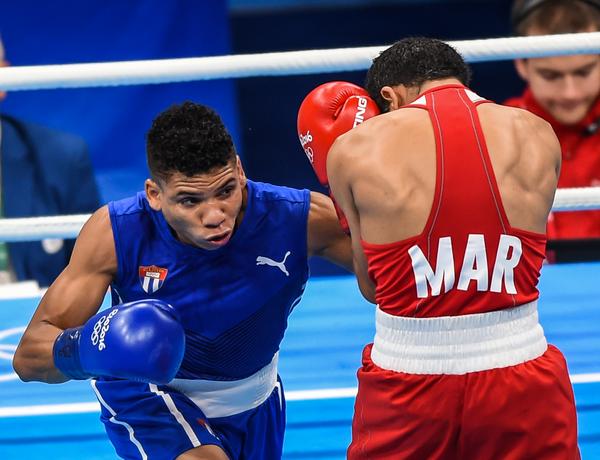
left=13, top=102, right=354, bottom=460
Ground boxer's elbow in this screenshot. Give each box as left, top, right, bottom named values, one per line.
left=13, top=339, right=65, bottom=384
left=12, top=346, right=36, bottom=382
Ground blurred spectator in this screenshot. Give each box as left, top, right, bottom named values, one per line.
left=0, top=37, right=101, bottom=287
left=505, top=0, right=600, bottom=242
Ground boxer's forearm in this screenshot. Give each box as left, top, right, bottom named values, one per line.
left=13, top=321, right=68, bottom=383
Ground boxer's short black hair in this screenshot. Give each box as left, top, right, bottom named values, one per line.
left=147, top=101, right=236, bottom=182
left=365, top=37, right=472, bottom=112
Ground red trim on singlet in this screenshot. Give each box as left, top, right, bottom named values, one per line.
left=424, top=88, right=445, bottom=264
left=360, top=85, right=547, bottom=318
left=457, top=89, right=508, bottom=232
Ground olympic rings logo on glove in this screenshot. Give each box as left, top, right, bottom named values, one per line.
left=90, top=309, right=119, bottom=351
left=298, top=131, right=314, bottom=163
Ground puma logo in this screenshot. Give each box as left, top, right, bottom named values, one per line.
left=256, top=251, right=291, bottom=276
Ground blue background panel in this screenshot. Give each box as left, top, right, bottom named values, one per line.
left=0, top=0, right=239, bottom=203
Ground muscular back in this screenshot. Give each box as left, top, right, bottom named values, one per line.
left=478, top=103, right=560, bottom=233
left=330, top=99, right=560, bottom=245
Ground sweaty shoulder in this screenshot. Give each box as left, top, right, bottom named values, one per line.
left=510, top=106, right=559, bottom=155
left=488, top=103, right=553, bottom=136
left=331, top=108, right=425, bottom=155
left=478, top=103, right=560, bottom=166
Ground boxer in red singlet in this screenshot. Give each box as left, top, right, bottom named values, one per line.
left=298, top=37, right=580, bottom=459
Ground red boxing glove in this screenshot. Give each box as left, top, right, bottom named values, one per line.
left=297, top=81, right=380, bottom=188
left=298, top=81, right=380, bottom=232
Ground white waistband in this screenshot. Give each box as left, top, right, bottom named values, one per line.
left=167, top=353, right=279, bottom=418
left=371, top=300, right=547, bottom=375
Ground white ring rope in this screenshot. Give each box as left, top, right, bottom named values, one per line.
left=551, top=187, right=600, bottom=213
left=0, top=32, right=599, bottom=91
left=0, top=215, right=91, bottom=242
left=0, top=188, right=598, bottom=242
left=0, top=32, right=598, bottom=241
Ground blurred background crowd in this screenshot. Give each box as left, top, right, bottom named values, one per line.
left=0, top=0, right=598, bottom=284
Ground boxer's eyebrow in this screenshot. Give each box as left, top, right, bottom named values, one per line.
left=174, top=178, right=237, bottom=199
left=212, top=178, right=238, bottom=195
left=216, top=178, right=237, bottom=190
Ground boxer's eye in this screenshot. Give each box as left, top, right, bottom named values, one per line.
left=218, top=187, right=234, bottom=198
left=179, top=197, right=200, bottom=206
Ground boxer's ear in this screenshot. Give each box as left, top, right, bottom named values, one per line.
left=380, top=85, right=408, bottom=111
left=145, top=178, right=163, bottom=211
left=235, top=156, right=247, bottom=188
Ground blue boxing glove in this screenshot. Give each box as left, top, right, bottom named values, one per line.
left=53, top=299, right=185, bottom=385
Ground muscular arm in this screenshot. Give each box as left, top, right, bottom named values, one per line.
left=327, top=137, right=376, bottom=303
left=307, top=191, right=354, bottom=272
left=12, top=206, right=117, bottom=383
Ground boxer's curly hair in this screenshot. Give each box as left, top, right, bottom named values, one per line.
left=147, top=101, right=236, bottom=181
left=365, top=37, right=471, bottom=112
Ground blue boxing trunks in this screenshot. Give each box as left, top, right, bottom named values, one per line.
left=91, top=354, right=285, bottom=460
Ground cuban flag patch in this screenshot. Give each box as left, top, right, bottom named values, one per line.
left=139, top=265, right=168, bottom=293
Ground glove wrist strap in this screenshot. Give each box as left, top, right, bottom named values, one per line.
left=53, top=327, right=92, bottom=380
